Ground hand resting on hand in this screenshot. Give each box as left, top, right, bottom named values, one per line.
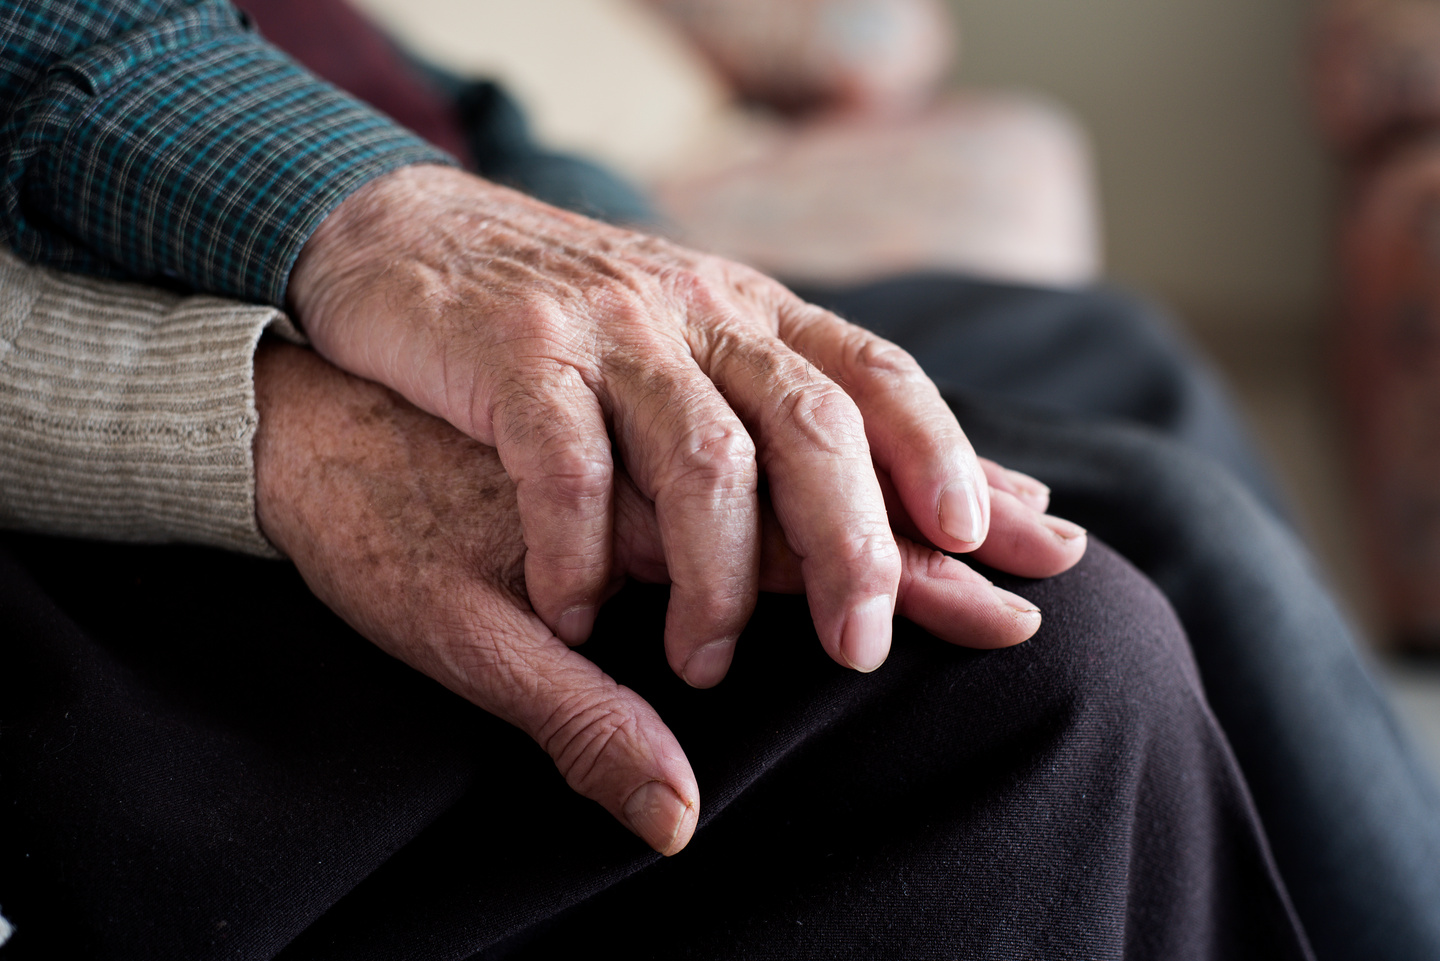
left=252, top=341, right=1086, bottom=855
left=289, top=165, right=1037, bottom=688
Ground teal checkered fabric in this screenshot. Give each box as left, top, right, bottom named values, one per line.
left=1, top=0, right=455, bottom=305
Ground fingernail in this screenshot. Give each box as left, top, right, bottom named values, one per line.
left=1006, top=469, right=1051, bottom=509
left=623, top=781, right=693, bottom=856
left=556, top=606, right=597, bottom=646
left=993, top=586, right=1040, bottom=615
left=1041, top=515, right=1087, bottom=542
left=842, top=595, right=894, bottom=673
left=939, top=479, right=984, bottom=545
left=682, top=639, right=736, bottom=689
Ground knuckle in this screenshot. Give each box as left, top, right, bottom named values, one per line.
left=849, top=334, right=923, bottom=381
left=663, top=257, right=770, bottom=314
left=585, top=280, right=652, bottom=327
left=661, top=265, right=712, bottom=305
left=835, top=527, right=904, bottom=579
left=529, top=439, right=613, bottom=510
left=497, top=299, right=570, bottom=348
left=611, top=348, right=691, bottom=401
left=922, top=547, right=956, bottom=581
left=539, top=693, right=642, bottom=794
left=701, top=324, right=783, bottom=379
left=495, top=378, right=614, bottom=512
left=723, top=261, right=785, bottom=300
left=775, top=377, right=867, bottom=456
left=494, top=366, right=575, bottom=429
left=535, top=432, right=612, bottom=486
left=661, top=420, right=758, bottom=493
left=779, top=298, right=839, bottom=339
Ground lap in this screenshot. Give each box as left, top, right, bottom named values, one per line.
left=0, top=523, right=1306, bottom=960
left=949, top=394, right=1440, bottom=961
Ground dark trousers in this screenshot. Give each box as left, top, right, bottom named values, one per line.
left=0, top=517, right=1306, bottom=961
left=811, top=276, right=1440, bottom=961
left=2, top=277, right=1436, bottom=960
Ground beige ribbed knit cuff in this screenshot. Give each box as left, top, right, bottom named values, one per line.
left=0, top=249, right=304, bottom=557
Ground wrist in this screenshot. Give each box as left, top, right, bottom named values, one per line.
left=252, top=340, right=298, bottom=557
left=253, top=340, right=336, bottom=558
left=286, top=163, right=459, bottom=327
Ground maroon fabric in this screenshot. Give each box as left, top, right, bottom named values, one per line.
left=233, top=0, right=474, bottom=165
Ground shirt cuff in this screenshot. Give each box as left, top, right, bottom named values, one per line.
left=5, top=0, right=455, bottom=305
left=0, top=247, right=300, bottom=557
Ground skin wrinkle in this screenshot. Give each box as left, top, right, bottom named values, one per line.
left=552, top=708, right=644, bottom=795
left=600, top=341, right=693, bottom=401
left=510, top=457, right=599, bottom=537
left=472, top=257, right=566, bottom=298
left=690, top=322, right=782, bottom=382
left=665, top=584, right=759, bottom=646
left=847, top=333, right=922, bottom=388
left=522, top=398, right=604, bottom=481
left=613, top=368, right=735, bottom=482
left=764, top=377, right=869, bottom=460
left=393, top=259, right=467, bottom=316
left=655, top=422, right=759, bottom=500
left=566, top=247, right=646, bottom=289
left=483, top=624, right=567, bottom=707
left=809, top=525, right=902, bottom=576
left=921, top=546, right=961, bottom=582
left=584, top=285, right=688, bottom=342
left=249, top=339, right=1081, bottom=853
left=285, top=163, right=1055, bottom=705
left=502, top=387, right=611, bottom=476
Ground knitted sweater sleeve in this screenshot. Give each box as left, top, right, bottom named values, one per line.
left=0, top=1, right=464, bottom=554
left=0, top=247, right=300, bottom=556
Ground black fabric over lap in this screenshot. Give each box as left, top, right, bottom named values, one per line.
left=0, top=537, right=494, bottom=960
left=947, top=394, right=1440, bottom=961
left=278, top=546, right=1309, bottom=961
left=0, top=531, right=1310, bottom=961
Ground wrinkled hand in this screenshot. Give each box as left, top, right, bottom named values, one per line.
left=289, top=164, right=1012, bottom=688
left=252, top=342, right=1085, bottom=855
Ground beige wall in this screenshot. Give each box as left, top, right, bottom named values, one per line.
left=948, top=0, right=1334, bottom=331
left=356, top=0, right=1335, bottom=331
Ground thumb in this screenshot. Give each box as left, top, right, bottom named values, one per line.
left=440, top=586, right=700, bottom=855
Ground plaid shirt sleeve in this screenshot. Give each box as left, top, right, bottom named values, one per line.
left=1, top=0, right=456, bottom=306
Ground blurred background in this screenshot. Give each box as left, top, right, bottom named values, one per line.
left=346, top=0, right=1440, bottom=770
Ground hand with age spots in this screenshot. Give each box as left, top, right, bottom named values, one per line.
left=290, top=164, right=1083, bottom=689
left=253, top=342, right=1086, bottom=855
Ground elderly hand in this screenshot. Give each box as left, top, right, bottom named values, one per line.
left=288, top=164, right=1053, bottom=689
left=252, top=341, right=1084, bottom=855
